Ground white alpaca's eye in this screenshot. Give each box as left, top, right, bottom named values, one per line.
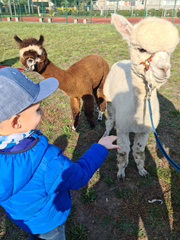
left=138, top=48, right=147, bottom=53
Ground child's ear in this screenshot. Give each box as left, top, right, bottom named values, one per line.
left=11, top=115, right=22, bottom=129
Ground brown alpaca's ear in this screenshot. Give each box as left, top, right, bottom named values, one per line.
left=39, top=35, right=44, bottom=45
left=14, top=35, right=22, bottom=45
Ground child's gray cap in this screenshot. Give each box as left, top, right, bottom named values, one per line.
left=0, top=67, right=59, bottom=122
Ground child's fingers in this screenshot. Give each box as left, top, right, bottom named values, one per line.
left=98, top=135, right=121, bottom=150
left=108, top=136, right=120, bottom=149
left=109, top=135, right=118, bottom=142
left=111, top=145, right=121, bottom=150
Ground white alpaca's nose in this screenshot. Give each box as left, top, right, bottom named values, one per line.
left=155, top=52, right=170, bottom=73
left=157, top=62, right=170, bottom=73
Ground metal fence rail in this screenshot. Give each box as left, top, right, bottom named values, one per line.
left=0, top=0, right=179, bottom=23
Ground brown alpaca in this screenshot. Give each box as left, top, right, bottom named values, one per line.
left=14, top=35, right=109, bottom=130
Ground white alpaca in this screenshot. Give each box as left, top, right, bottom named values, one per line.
left=103, top=14, right=179, bottom=179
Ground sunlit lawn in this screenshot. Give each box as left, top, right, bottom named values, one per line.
left=0, top=21, right=180, bottom=240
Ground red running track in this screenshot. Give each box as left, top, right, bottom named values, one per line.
left=1, top=16, right=180, bottom=24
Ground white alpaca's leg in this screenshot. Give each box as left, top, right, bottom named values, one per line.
left=102, top=102, right=115, bottom=137
left=116, top=132, right=130, bottom=180
left=132, top=132, right=149, bottom=176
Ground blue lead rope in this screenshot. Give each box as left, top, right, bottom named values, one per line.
left=148, top=98, right=180, bottom=172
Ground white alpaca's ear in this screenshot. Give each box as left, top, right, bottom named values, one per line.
left=111, top=14, right=133, bottom=45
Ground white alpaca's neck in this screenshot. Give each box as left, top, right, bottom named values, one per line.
left=130, top=68, right=159, bottom=129
left=131, top=68, right=157, bottom=99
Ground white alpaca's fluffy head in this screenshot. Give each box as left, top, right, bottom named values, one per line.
left=131, top=17, right=179, bottom=54
left=111, top=14, right=179, bottom=86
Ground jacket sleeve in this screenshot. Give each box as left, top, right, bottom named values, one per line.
left=44, top=143, right=108, bottom=194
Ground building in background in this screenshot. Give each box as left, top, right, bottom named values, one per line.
left=93, top=0, right=180, bottom=11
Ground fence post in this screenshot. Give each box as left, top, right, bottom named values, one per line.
left=18, top=0, right=22, bottom=21
left=143, top=0, right=147, bottom=18
left=65, top=0, right=68, bottom=23
left=90, top=0, right=92, bottom=23
left=41, top=0, right=44, bottom=22
left=172, top=0, right=177, bottom=23
left=55, top=0, right=56, bottom=15
left=78, top=0, right=80, bottom=16
left=1, top=4, right=3, bottom=18
left=8, top=0, right=12, bottom=17
left=13, top=0, right=17, bottom=17
left=158, top=0, right=161, bottom=17
left=28, top=0, right=31, bottom=15
left=116, top=0, right=118, bottom=13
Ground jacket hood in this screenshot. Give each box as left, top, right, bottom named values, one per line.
left=0, top=132, right=48, bottom=203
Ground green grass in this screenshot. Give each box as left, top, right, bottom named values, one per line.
left=102, top=175, right=115, bottom=186
left=0, top=21, right=180, bottom=240
left=80, top=187, right=97, bottom=203
left=66, top=205, right=89, bottom=240
left=115, top=188, right=132, bottom=199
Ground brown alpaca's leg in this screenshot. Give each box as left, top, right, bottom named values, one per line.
left=94, top=85, right=106, bottom=121
left=93, top=88, right=99, bottom=112
left=70, top=97, right=81, bottom=130
left=97, top=86, right=106, bottom=112
left=82, top=94, right=95, bottom=129
left=97, top=60, right=109, bottom=118
left=97, top=62, right=109, bottom=114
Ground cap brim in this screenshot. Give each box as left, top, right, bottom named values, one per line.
left=33, top=77, right=59, bottom=104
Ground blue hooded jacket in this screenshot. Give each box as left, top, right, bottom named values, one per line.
left=0, top=131, right=108, bottom=234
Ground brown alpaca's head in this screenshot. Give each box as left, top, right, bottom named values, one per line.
left=14, top=35, right=49, bottom=73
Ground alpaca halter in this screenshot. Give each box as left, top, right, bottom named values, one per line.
left=140, top=51, right=164, bottom=72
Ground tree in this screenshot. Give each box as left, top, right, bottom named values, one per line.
left=2, top=0, right=28, bottom=5
left=51, top=0, right=89, bottom=7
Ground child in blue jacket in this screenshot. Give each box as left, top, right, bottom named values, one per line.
left=0, top=67, right=120, bottom=240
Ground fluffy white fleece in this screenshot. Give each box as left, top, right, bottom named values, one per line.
left=103, top=14, right=179, bottom=179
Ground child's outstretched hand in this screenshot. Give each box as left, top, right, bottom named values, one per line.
left=98, top=136, right=121, bottom=150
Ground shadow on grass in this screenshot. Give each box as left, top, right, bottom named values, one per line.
left=52, top=91, right=180, bottom=240
left=0, top=94, right=178, bottom=240
left=156, top=93, right=180, bottom=239
left=0, top=57, right=19, bottom=67
left=0, top=214, right=29, bottom=240
left=53, top=134, right=68, bottom=152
